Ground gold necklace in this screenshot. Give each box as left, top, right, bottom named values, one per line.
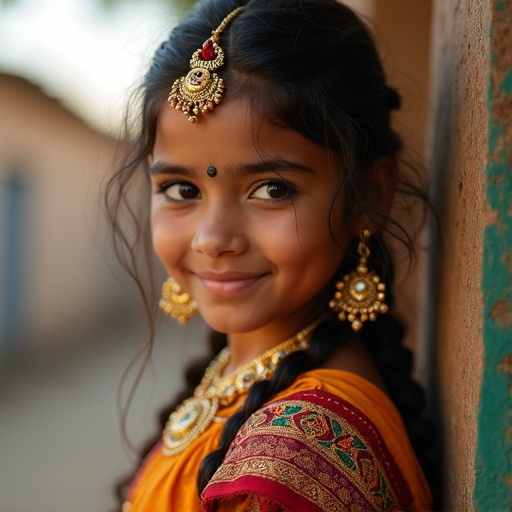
left=162, top=317, right=325, bottom=456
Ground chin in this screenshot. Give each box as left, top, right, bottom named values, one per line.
left=201, top=313, right=264, bottom=335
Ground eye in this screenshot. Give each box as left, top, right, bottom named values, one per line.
left=162, top=182, right=201, bottom=201
left=251, top=180, right=292, bottom=201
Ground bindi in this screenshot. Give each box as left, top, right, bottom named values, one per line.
left=206, top=166, right=217, bottom=177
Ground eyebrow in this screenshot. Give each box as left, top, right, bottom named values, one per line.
left=239, top=158, right=317, bottom=176
left=147, top=162, right=190, bottom=176
left=147, top=158, right=317, bottom=177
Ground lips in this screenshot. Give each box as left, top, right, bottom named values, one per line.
left=194, top=271, right=268, bottom=297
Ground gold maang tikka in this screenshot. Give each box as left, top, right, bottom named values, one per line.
left=329, top=230, right=389, bottom=332
left=168, top=6, right=244, bottom=123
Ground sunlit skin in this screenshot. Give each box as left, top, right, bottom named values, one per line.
left=150, top=97, right=384, bottom=379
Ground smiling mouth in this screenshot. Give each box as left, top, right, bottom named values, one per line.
left=195, top=272, right=268, bottom=297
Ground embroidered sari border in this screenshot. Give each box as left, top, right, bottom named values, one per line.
left=295, top=389, right=412, bottom=501
left=202, top=389, right=412, bottom=511
left=203, top=453, right=347, bottom=512
left=203, top=473, right=326, bottom=512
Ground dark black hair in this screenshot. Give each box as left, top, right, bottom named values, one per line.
left=106, top=0, right=436, bottom=505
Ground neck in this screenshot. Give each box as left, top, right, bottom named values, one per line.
left=223, top=312, right=326, bottom=376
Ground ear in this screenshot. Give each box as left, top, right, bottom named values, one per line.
left=353, top=157, right=399, bottom=235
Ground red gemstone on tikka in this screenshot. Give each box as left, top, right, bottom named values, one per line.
left=201, top=39, right=216, bottom=60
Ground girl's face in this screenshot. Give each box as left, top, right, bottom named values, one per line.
left=150, top=97, right=354, bottom=337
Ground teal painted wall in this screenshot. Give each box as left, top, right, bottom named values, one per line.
left=474, top=0, right=512, bottom=509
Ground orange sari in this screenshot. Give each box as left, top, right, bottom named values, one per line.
left=124, top=370, right=432, bottom=511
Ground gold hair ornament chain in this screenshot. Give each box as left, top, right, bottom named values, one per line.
left=162, top=316, right=325, bottom=456
left=168, top=6, right=243, bottom=123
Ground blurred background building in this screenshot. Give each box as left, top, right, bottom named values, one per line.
left=0, top=73, right=120, bottom=350
left=0, top=0, right=510, bottom=511
left=0, top=0, right=182, bottom=356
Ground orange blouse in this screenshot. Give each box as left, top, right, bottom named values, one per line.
left=124, top=369, right=432, bottom=511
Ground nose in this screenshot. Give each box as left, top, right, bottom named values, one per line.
left=191, top=201, right=249, bottom=257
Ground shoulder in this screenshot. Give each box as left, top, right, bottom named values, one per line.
left=202, top=388, right=414, bottom=512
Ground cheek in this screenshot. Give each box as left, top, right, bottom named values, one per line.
left=268, top=208, right=344, bottom=271
left=298, top=197, right=346, bottom=247
left=292, top=200, right=348, bottom=272
left=151, top=210, right=186, bottom=270
left=324, top=192, right=353, bottom=249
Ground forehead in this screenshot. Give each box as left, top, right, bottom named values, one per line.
left=152, top=96, right=335, bottom=171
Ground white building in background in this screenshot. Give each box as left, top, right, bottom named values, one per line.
left=0, top=73, right=126, bottom=355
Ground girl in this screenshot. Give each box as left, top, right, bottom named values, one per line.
left=107, top=0, right=435, bottom=510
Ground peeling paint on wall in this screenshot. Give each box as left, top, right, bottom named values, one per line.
left=474, top=0, right=512, bottom=509
left=490, top=298, right=512, bottom=328
left=498, top=354, right=512, bottom=377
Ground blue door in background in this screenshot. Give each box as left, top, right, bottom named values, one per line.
left=1, top=169, right=28, bottom=354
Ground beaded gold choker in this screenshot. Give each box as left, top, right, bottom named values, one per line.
left=162, top=317, right=324, bottom=456
left=168, top=6, right=243, bottom=123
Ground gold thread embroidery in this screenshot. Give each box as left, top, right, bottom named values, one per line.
left=207, top=396, right=402, bottom=511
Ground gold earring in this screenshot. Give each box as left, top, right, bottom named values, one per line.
left=159, top=277, right=199, bottom=324
left=329, top=230, right=388, bottom=332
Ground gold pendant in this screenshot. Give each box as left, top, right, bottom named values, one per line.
left=160, top=316, right=325, bottom=457
left=169, top=71, right=224, bottom=123
left=162, top=396, right=219, bottom=456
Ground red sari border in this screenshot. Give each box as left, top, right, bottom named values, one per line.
left=202, top=389, right=413, bottom=512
